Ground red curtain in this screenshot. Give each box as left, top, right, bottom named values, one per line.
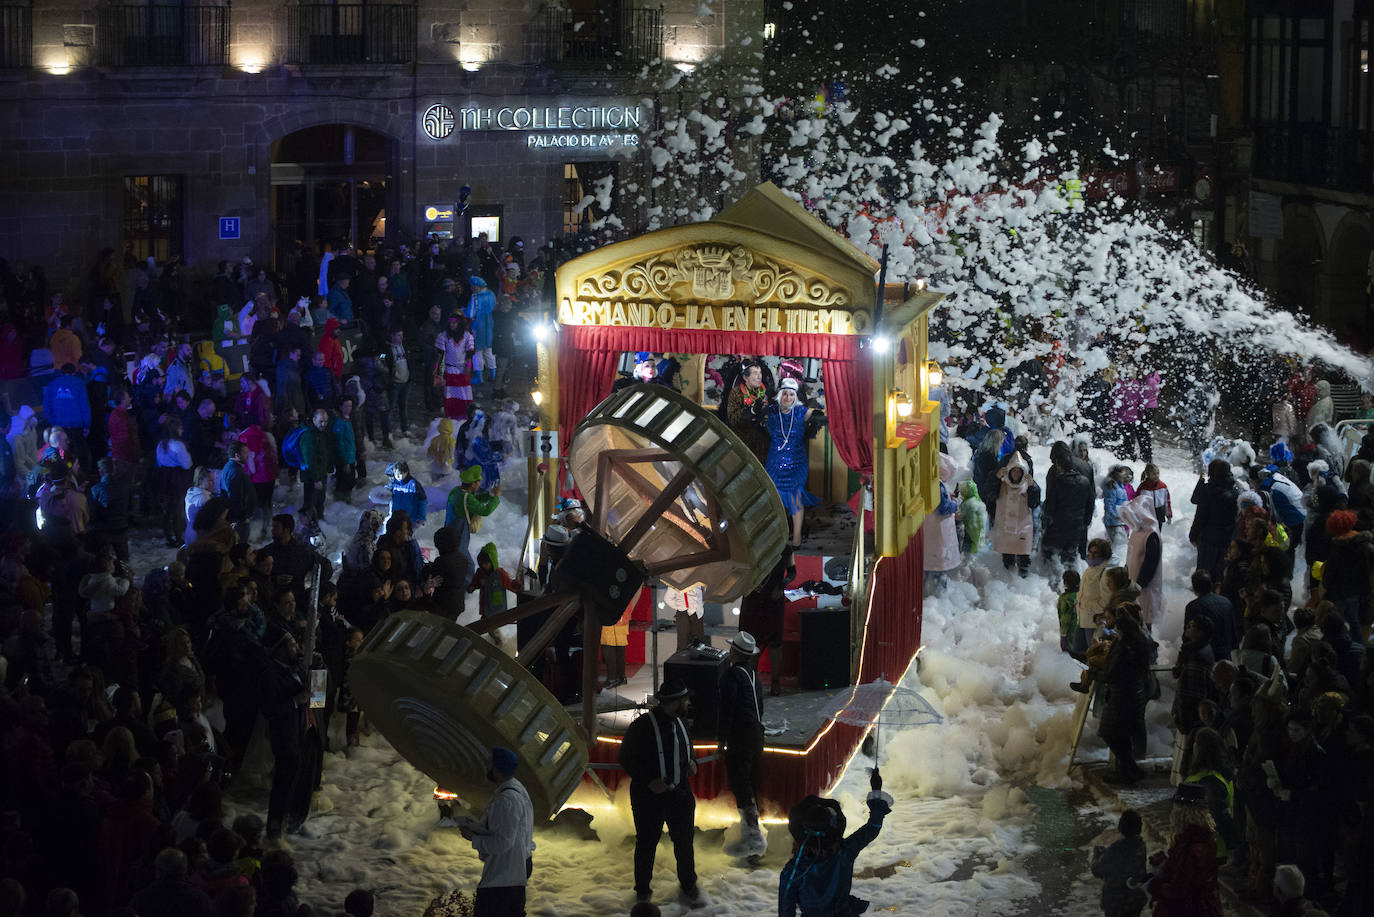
left=556, top=324, right=873, bottom=474
left=820, top=352, right=874, bottom=475
left=858, top=530, right=924, bottom=684
left=556, top=330, right=622, bottom=445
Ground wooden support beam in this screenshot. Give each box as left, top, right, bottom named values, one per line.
left=467, top=591, right=569, bottom=635
left=514, top=599, right=582, bottom=663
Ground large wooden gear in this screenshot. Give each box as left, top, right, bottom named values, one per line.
left=349, top=612, right=587, bottom=822
left=570, top=383, right=789, bottom=601
left=352, top=384, right=789, bottom=820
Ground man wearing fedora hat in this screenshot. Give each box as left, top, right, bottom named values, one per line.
left=618, top=679, right=707, bottom=908
left=719, top=631, right=767, bottom=856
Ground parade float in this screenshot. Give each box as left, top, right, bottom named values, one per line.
left=352, top=182, right=943, bottom=820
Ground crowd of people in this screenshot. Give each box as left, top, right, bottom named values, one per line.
left=0, top=237, right=552, bottom=917
left=4, top=232, right=1374, bottom=916
left=928, top=383, right=1374, bottom=915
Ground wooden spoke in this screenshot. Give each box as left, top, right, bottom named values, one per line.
left=468, top=591, right=570, bottom=635
left=515, top=599, right=582, bottom=663
left=617, top=465, right=696, bottom=555
left=642, top=545, right=729, bottom=576
left=610, top=461, right=714, bottom=545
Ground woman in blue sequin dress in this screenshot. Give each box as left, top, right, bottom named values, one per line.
left=764, top=378, right=820, bottom=547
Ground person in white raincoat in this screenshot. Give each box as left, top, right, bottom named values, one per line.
left=992, top=451, right=1039, bottom=576
left=923, top=453, right=962, bottom=590
left=1118, top=493, right=1164, bottom=630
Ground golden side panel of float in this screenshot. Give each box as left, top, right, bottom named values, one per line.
left=874, top=295, right=944, bottom=557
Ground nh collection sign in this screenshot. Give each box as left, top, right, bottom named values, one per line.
left=421, top=98, right=646, bottom=154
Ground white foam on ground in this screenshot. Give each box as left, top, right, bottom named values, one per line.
left=247, top=438, right=1208, bottom=915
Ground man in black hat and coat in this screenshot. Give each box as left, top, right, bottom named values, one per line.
left=719, top=630, right=767, bottom=857
left=618, top=679, right=707, bottom=908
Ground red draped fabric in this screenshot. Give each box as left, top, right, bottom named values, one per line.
left=555, top=324, right=873, bottom=474
left=858, top=530, right=924, bottom=684
left=819, top=351, right=874, bottom=476
left=556, top=329, right=622, bottom=445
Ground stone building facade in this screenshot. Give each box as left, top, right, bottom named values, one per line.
left=0, top=0, right=765, bottom=298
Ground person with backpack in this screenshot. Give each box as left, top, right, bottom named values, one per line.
left=445, top=464, right=501, bottom=574
left=778, top=771, right=894, bottom=916
left=286, top=410, right=332, bottom=529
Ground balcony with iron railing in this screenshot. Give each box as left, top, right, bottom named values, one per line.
left=96, top=4, right=229, bottom=67
left=1252, top=122, right=1374, bottom=193
left=287, top=3, right=417, bottom=66
left=0, top=5, right=32, bottom=69
left=527, top=2, right=663, bottom=70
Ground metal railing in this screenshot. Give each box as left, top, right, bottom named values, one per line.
left=0, top=5, right=31, bottom=68
left=287, top=3, right=417, bottom=66
left=527, top=2, right=663, bottom=69
left=96, top=4, right=229, bottom=67
left=1252, top=123, right=1374, bottom=193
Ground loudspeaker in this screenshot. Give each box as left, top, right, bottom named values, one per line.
left=800, top=609, right=850, bottom=690
left=664, top=648, right=729, bottom=739
left=548, top=529, right=644, bottom=625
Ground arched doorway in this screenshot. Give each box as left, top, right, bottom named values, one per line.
left=1275, top=205, right=1323, bottom=318
left=270, top=124, right=395, bottom=273
left=1326, top=218, right=1372, bottom=348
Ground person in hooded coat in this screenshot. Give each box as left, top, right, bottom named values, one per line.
left=236, top=423, right=277, bottom=541
left=992, top=451, right=1039, bottom=576
left=319, top=317, right=344, bottom=379
left=973, top=426, right=1008, bottom=525
left=462, top=409, right=503, bottom=491
left=1305, top=379, right=1334, bottom=429
left=1041, top=440, right=1096, bottom=568
left=342, top=508, right=385, bottom=576
left=466, top=275, right=498, bottom=386
left=427, top=525, right=473, bottom=623
left=1190, top=459, right=1242, bottom=581
left=210, top=303, right=238, bottom=344
left=1347, top=458, right=1374, bottom=511
left=1119, top=494, right=1164, bottom=630
left=923, top=453, right=961, bottom=591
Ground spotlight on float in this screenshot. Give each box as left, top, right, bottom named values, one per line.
left=926, top=360, right=943, bottom=388
left=531, top=389, right=544, bottom=407
left=871, top=335, right=891, bottom=354
left=894, top=390, right=913, bottom=418
left=532, top=322, right=550, bottom=342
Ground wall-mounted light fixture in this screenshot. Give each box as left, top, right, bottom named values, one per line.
left=926, top=360, right=943, bottom=388
left=894, top=390, right=913, bottom=418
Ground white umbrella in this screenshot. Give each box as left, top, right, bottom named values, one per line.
left=826, top=678, right=943, bottom=782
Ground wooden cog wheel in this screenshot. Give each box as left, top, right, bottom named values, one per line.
left=350, top=611, right=588, bottom=822
left=570, top=382, right=790, bottom=602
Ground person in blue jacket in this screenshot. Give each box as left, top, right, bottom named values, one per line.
left=43, top=363, right=92, bottom=471
left=387, top=461, right=427, bottom=526
left=779, top=773, right=893, bottom=916
left=466, top=275, right=497, bottom=386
